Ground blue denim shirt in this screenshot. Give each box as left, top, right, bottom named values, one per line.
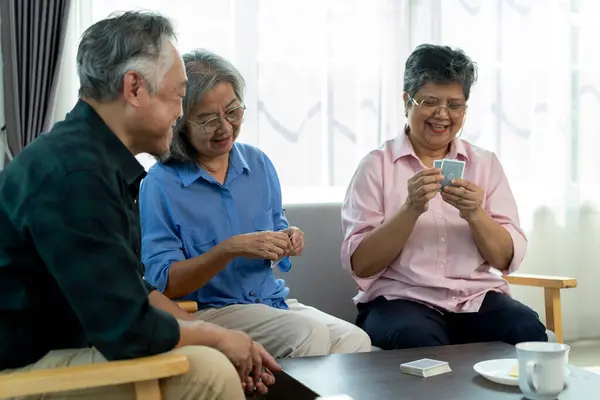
left=139, top=143, right=291, bottom=309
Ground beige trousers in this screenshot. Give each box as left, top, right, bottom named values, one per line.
left=195, top=299, right=372, bottom=358
left=2, top=346, right=244, bottom=400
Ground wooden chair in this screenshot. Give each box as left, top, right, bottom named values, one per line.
left=504, top=273, right=577, bottom=343
left=177, top=300, right=199, bottom=313
left=0, top=354, right=189, bottom=400
left=0, top=301, right=199, bottom=400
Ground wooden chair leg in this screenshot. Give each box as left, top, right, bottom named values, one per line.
left=134, top=379, right=161, bottom=400
left=544, top=287, right=563, bottom=343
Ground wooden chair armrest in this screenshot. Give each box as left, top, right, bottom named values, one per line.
left=504, top=273, right=577, bottom=289
left=0, top=354, right=189, bottom=399
left=504, top=273, right=577, bottom=344
left=177, top=301, right=198, bottom=313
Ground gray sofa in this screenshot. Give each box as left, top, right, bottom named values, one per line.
left=279, top=202, right=557, bottom=344
left=277, top=203, right=359, bottom=324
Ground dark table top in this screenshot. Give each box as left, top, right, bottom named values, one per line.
left=265, top=342, right=600, bottom=400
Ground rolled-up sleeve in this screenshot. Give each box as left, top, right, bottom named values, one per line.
left=485, top=153, right=528, bottom=274
left=264, top=153, right=292, bottom=272
left=139, top=174, right=187, bottom=292
left=28, top=169, right=180, bottom=361
left=341, top=152, right=387, bottom=291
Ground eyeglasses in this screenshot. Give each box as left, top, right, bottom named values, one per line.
left=188, top=103, right=246, bottom=134
left=409, top=96, right=467, bottom=119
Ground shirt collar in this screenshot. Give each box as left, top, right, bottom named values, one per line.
left=68, top=99, right=146, bottom=186
left=176, top=142, right=252, bottom=188
left=391, top=131, right=416, bottom=161
left=230, top=143, right=251, bottom=176
left=447, top=138, right=470, bottom=162
left=392, top=130, right=469, bottom=163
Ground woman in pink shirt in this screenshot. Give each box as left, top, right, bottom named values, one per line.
left=341, top=44, right=547, bottom=350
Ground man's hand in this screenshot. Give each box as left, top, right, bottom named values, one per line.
left=244, top=342, right=281, bottom=395
left=405, top=168, right=444, bottom=214
left=213, top=329, right=255, bottom=381
left=282, top=226, right=304, bottom=256
left=212, top=329, right=281, bottom=395
left=176, top=321, right=281, bottom=394
left=441, top=178, right=484, bottom=221
left=225, top=231, right=291, bottom=261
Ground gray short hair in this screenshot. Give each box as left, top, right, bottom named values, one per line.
left=77, top=11, right=176, bottom=102
left=161, top=49, right=246, bottom=165
left=404, top=44, right=477, bottom=105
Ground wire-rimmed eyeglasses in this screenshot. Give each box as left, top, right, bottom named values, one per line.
left=409, top=96, right=467, bottom=119
left=188, top=103, right=246, bottom=134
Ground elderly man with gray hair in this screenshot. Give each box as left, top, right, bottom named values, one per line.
left=0, top=11, right=279, bottom=400
left=139, top=49, right=372, bottom=358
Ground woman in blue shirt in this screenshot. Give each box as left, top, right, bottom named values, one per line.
left=139, top=49, right=371, bottom=358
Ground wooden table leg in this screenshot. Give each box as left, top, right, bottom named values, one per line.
left=134, top=379, right=161, bottom=400
left=544, top=287, right=563, bottom=343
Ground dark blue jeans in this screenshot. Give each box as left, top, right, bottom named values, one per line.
left=356, top=291, right=548, bottom=350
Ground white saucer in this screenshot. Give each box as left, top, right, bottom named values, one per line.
left=473, top=358, right=570, bottom=387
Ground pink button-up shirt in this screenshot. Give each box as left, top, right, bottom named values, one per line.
left=341, top=133, right=527, bottom=313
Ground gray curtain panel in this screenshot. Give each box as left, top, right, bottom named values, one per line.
left=0, top=0, right=71, bottom=165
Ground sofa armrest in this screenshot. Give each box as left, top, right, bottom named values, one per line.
left=177, top=301, right=198, bottom=313
left=504, top=273, right=577, bottom=344
left=0, top=354, right=189, bottom=399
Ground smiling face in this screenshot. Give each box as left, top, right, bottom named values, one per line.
left=123, top=42, right=187, bottom=157
left=185, top=82, right=243, bottom=160
left=404, top=81, right=467, bottom=154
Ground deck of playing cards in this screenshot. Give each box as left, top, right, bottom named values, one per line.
left=434, top=159, right=465, bottom=189
left=400, top=358, right=451, bottom=378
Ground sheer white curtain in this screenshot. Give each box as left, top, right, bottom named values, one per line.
left=410, top=0, right=600, bottom=342
left=55, top=0, right=600, bottom=341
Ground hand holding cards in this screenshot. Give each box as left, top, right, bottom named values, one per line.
left=436, top=161, right=485, bottom=220
left=434, top=159, right=465, bottom=189
left=230, top=230, right=290, bottom=262
left=405, top=167, right=444, bottom=214
left=270, top=226, right=305, bottom=268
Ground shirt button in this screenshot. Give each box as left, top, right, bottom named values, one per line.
left=440, top=237, right=446, bottom=242
left=249, top=292, right=255, bottom=297
left=438, top=215, right=443, bottom=219
left=439, top=262, right=445, bottom=267
left=255, top=298, right=261, bottom=303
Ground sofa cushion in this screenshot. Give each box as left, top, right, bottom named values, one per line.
left=278, top=203, right=359, bottom=323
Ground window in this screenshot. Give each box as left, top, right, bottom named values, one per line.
left=58, top=0, right=600, bottom=215
left=60, top=0, right=407, bottom=204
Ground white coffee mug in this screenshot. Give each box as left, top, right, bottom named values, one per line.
left=516, top=341, right=570, bottom=400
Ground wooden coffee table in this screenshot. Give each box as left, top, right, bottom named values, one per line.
left=264, top=342, right=600, bottom=399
